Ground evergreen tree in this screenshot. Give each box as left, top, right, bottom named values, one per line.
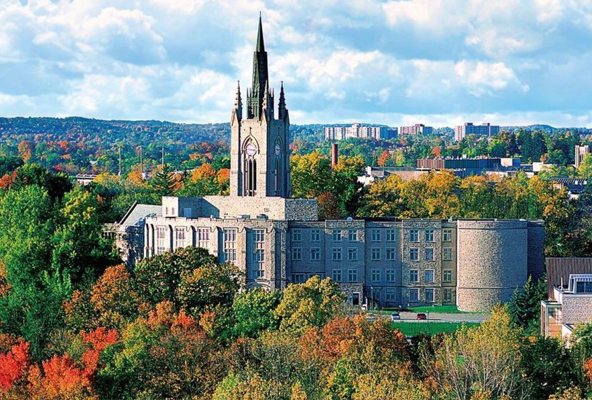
left=150, top=164, right=176, bottom=196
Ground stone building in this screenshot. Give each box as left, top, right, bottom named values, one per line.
left=116, top=17, right=545, bottom=312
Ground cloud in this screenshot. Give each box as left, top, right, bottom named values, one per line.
left=0, top=0, right=590, bottom=127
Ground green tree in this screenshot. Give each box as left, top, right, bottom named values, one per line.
left=0, top=185, right=71, bottom=357
left=507, top=276, right=547, bottom=332
left=149, top=163, right=176, bottom=196
left=231, top=288, right=282, bottom=339
left=274, top=276, right=345, bottom=333
left=135, top=247, right=242, bottom=312
left=51, top=186, right=119, bottom=286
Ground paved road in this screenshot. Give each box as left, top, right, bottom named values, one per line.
left=369, top=311, right=488, bottom=323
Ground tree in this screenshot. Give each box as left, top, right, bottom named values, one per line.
left=507, top=275, right=547, bottom=332
left=134, top=247, right=241, bottom=313
left=274, top=276, right=345, bottom=334
left=231, top=289, right=282, bottom=339
left=519, top=336, right=581, bottom=399
left=51, top=186, right=119, bottom=286
left=149, top=164, right=176, bottom=196
left=0, top=185, right=70, bottom=357
left=421, top=307, right=525, bottom=399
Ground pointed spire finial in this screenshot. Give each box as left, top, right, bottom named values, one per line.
left=256, top=12, right=265, bottom=52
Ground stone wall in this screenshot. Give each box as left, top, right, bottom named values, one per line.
left=562, top=295, right=592, bottom=325
left=457, top=220, right=528, bottom=311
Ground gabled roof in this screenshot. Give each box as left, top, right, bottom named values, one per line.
left=118, top=201, right=161, bottom=228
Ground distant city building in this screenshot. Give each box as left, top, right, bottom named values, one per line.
left=574, top=145, right=590, bottom=168
left=454, top=122, right=500, bottom=142
left=324, top=124, right=396, bottom=140
left=399, top=124, right=433, bottom=136
left=541, top=258, right=592, bottom=339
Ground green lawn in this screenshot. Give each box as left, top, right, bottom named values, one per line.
left=391, top=321, right=479, bottom=336
left=407, top=305, right=469, bottom=314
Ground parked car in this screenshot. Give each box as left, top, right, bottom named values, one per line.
left=416, top=313, right=427, bottom=320
left=390, top=312, right=401, bottom=321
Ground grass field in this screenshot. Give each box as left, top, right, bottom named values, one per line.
left=373, top=305, right=477, bottom=314
left=406, top=305, right=469, bottom=314
left=391, top=321, right=479, bottom=336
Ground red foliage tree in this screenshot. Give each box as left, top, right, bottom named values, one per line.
left=0, top=341, right=29, bottom=392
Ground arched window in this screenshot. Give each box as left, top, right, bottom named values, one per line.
left=243, top=140, right=258, bottom=196
left=273, top=137, right=282, bottom=195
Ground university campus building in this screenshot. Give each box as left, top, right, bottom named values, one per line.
left=114, top=17, right=545, bottom=312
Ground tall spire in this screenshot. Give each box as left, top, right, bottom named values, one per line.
left=248, top=14, right=269, bottom=119
left=278, top=80, right=287, bottom=120
left=234, top=80, right=242, bottom=120
left=256, top=12, right=265, bottom=52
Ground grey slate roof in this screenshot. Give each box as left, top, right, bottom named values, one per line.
left=119, top=202, right=161, bottom=229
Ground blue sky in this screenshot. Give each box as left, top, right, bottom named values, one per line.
left=0, top=0, right=591, bottom=127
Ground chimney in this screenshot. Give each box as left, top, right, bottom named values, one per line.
left=331, top=143, right=339, bottom=168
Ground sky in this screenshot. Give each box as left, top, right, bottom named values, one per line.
left=0, top=0, right=591, bottom=127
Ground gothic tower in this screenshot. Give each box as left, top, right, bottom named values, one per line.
left=230, top=15, right=290, bottom=198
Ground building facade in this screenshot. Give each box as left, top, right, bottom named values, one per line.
left=324, top=124, right=395, bottom=141
left=399, top=124, right=433, bottom=136
left=454, top=122, right=500, bottom=142
left=115, top=18, right=545, bottom=313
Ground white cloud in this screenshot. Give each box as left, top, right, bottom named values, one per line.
left=0, top=0, right=589, bottom=127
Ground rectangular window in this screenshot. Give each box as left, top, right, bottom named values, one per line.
left=332, top=229, right=342, bottom=242
left=409, top=288, right=419, bottom=302
left=425, top=288, right=435, bottom=303
left=371, top=269, right=381, bottom=282
left=311, top=229, right=321, bottom=242
left=386, top=228, right=396, bottom=242
left=292, top=247, right=302, bottom=261
left=371, top=247, right=381, bottom=261
left=348, top=269, right=358, bottom=282
left=409, top=248, right=419, bottom=261
left=292, top=273, right=306, bottom=284
left=425, top=248, right=434, bottom=261
left=409, top=269, right=419, bottom=283
left=386, top=269, right=396, bottom=283
left=443, top=269, right=452, bottom=283
left=175, top=227, right=186, bottom=249
left=386, top=290, right=396, bottom=302
left=443, top=247, right=453, bottom=261
left=425, top=229, right=434, bottom=242
left=410, top=229, right=419, bottom=242
left=443, top=288, right=453, bottom=303
left=371, top=229, right=381, bottom=242
left=348, top=248, right=358, bottom=261
left=310, top=247, right=321, bottom=261
left=254, top=249, right=265, bottom=279
left=424, top=269, right=434, bottom=283
left=386, top=248, right=396, bottom=261
left=183, top=207, right=192, bottom=218
left=332, top=247, right=342, bottom=261
left=443, top=229, right=452, bottom=242
left=197, top=228, right=209, bottom=248
left=332, top=269, right=342, bottom=283
left=223, top=228, right=237, bottom=263
left=348, top=229, right=358, bottom=241
left=292, top=229, right=302, bottom=242
left=156, top=226, right=167, bottom=254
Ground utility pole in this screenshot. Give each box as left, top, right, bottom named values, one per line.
left=137, top=146, right=143, bottom=179
left=118, top=145, right=122, bottom=176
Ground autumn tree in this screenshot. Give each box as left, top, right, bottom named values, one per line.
left=421, top=307, right=525, bottom=399
left=274, top=276, right=344, bottom=334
